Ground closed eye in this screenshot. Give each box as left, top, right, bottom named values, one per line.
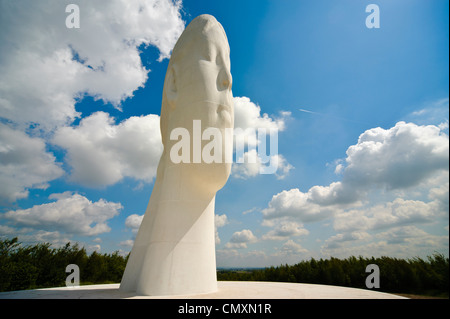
left=202, top=46, right=215, bottom=62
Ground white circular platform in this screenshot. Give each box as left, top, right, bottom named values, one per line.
left=0, top=281, right=406, bottom=299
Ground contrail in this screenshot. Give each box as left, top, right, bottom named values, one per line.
left=298, top=108, right=369, bottom=125
left=298, top=108, right=321, bottom=115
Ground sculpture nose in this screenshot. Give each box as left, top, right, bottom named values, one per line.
left=217, top=67, right=232, bottom=92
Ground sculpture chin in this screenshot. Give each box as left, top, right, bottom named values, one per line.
left=207, top=162, right=232, bottom=190
left=185, top=162, right=232, bottom=195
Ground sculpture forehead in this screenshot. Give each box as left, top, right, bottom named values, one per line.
left=171, top=15, right=229, bottom=63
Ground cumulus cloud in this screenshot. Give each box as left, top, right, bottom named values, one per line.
left=2, top=191, right=122, bottom=236
left=262, top=121, right=449, bottom=223
left=315, top=121, right=448, bottom=206
left=52, top=112, right=163, bottom=187
left=260, top=120, right=449, bottom=258
left=232, top=96, right=294, bottom=179
left=232, top=150, right=293, bottom=180
left=375, top=226, right=430, bottom=245
left=333, top=196, right=445, bottom=233
left=342, top=121, right=448, bottom=191
left=262, top=188, right=335, bottom=223
left=0, top=123, right=64, bottom=202
left=0, top=0, right=184, bottom=201
left=278, top=240, right=308, bottom=254
left=233, top=96, right=289, bottom=144
left=262, top=221, right=309, bottom=241
left=125, top=214, right=144, bottom=234
left=215, top=214, right=228, bottom=244
left=322, top=231, right=371, bottom=250
left=321, top=226, right=448, bottom=259
left=4, top=229, right=74, bottom=248
left=119, top=239, right=135, bottom=248
left=225, top=229, right=257, bottom=249
left=0, top=0, right=185, bottom=130
left=323, top=173, right=449, bottom=257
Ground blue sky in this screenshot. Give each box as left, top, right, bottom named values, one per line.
left=0, top=0, right=448, bottom=267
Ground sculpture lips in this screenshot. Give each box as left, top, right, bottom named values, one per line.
left=217, top=103, right=231, bottom=115
left=217, top=103, right=232, bottom=125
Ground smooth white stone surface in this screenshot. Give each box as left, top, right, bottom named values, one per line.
left=0, top=282, right=407, bottom=299
left=120, top=14, right=234, bottom=296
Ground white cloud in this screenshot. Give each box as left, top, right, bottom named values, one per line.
left=273, top=155, right=295, bottom=179
left=262, top=221, right=309, bottom=241
left=342, top=121, right=449, bottom=191
left=233, top=96, right=289, bottom=140
left=52, top=112, right=163, bottom=187
left=125, top=214, right=144, bottom=234
left=0, top=0, right=185, bottom=130
left=215, top=214, right=228, bottom=244
left=262, top=121, right=449, bottom=224
left=217, top=241, right=310, bottom=267
left=232, top=96, right=294, bottom=179
left=232, top=149, right=261, bottom=179
left=370, top=198, right=440, bottom=229
left=322, top=231, right=371, bottom=250
left=233, top=151, right=293, bottom=180
left=306, top=181, right=360, bottom=206
left=279, top=239, right=308, bottom=254
left=260, top=120, right=449, bottom=259
left=2, top=191, right=122, bottom=236
left=0, top=0, right=183, bottom=200
left=375, top=226, right=430, bottom=245
left=333, top=196, right=446, bottom=233
left=216, top=249, right=269, bottom=268
left=309, top=121, right=449, bottom=207
left=225, top=229, right=257, bottom=249
left=269, top=240, right=309, bottom=265
left=242, top=207, right=259, bottom=215
left=119, top=239, right=135, bottom=248
left=427, top=178, right=449, bottom=213
left=13, top=230, right=73, bottom=248
left=406, top=97, right=449, bottom=127
left=261, top=188, right=335, bottom=223
left=321, top=226, right=448, bottom=259
left=0, top=123, right=64, bottom=202
left=0, top=225, right=18, bottom=236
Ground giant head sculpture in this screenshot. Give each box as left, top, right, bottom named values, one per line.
left=120, top=14, right=233, bottom=296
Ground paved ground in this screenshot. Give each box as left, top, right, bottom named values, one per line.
left=0, top=281, right=407, bottom=299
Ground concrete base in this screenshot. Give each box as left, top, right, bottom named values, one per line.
left=0, top=281, right=406, bottom=299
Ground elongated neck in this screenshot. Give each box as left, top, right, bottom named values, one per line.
left=159, top=163, right=216, bottom=203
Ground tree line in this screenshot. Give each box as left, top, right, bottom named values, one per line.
left=217, top=254, right=449, bottom=297
left=1, top=237, right=448, bottom=297
left=0, top=237, right=128, bottom=292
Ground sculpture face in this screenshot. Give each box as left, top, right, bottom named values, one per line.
left=164, top=16, right=234, bottom=195
left=175, top=26, right=233, bottom=124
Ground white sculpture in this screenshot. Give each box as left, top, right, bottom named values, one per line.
left=120, top=14, right=233, bottom=296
